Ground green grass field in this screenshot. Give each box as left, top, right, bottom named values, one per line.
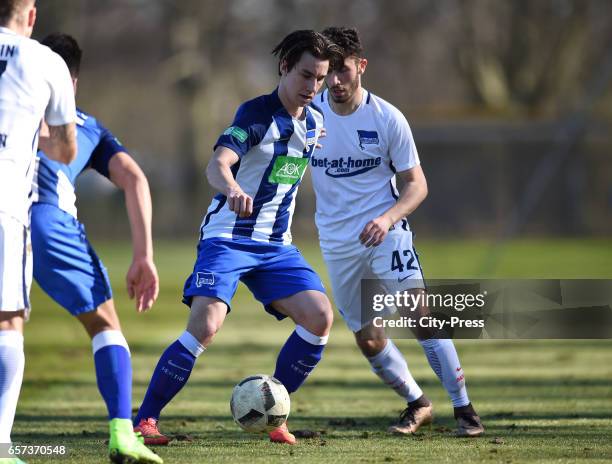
left=15, top=238, right=612, bottom=463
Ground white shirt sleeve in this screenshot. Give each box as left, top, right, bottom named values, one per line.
left=43, top=49, right=77, bottom=126
left=387, top=107, right=420, bottom=172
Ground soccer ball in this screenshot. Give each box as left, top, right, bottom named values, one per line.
left=230, top=374, right=290, bottom=433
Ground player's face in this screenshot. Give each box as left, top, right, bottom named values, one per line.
left=281, top=52, right=329, bottom=108
left=326, top=56, right=367, bottom=104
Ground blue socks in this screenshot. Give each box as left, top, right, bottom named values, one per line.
left=273, top=325, right=328, bottom=394
left=133, top=325, right=325, bottom=423
left=135, top=331, right=204, bottom=423
left=92, top=331, right=132, bottom=420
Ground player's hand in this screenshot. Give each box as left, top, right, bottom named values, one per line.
left=126, top=256, right=159, bottom=312
left=227, top=186, right=253, bottom=218
left=315, top=127, right=327, bottom=149
left=359, top=215, right=393, bottom=247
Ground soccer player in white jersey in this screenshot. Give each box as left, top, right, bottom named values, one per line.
left=312, top=27, right=485, bottom=437
left=0, top=1, right=76, bottom=460
left=133, top=30, right=342, bottom=446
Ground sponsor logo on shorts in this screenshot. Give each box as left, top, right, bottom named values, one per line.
left=357, top=130, right=379, bottom=150
left=195, top=271, right=215, bottom=287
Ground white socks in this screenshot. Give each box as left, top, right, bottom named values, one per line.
left=0, top=331, right=24, bottom=443
left=367, top=339, right=423, bottom=402
left=92, top=330, right=130, bottom=355
left=419, top=338, right=469, bottom=407
left=178, top=331, right=206, bottom=358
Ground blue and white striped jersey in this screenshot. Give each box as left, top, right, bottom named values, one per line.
left=200, top=89, right=323, bottom=245
left=32, top=108, right=125, bottom=218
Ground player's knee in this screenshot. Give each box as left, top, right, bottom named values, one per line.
left=188, top=298, right=227, bottom=345
left=310, top=297, right=334, bottom=336
left=356, top=337, right=386, bottom=358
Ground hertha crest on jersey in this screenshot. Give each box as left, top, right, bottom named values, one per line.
left=357, top=130, right=379, bottom=150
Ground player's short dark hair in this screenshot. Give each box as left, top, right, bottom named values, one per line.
left=321, top=27, right=364, bottom=60
left=271, top=30, right=342, bottom=76
left=41, top=33, right=82, bottom=78
left=0, top=0, right=34, bottom=26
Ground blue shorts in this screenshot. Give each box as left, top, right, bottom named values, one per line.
left=31, top=203, right=112, bottom=315
left=182, top=237, right=325, bottom=319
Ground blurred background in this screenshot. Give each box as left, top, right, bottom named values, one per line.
left=32, top=0, right=612, bottom=244
left=17, top=3, right=612, bottom=460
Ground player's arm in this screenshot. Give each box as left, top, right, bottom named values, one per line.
left=359, top=165, right=428, bottom=247
left=40, top=49, right=78, bottom=164
left=38, top=121, right=77, bottom=164
left=108, top=152, right=159, bottom=312
left=206, top=146, right=253, bottom=218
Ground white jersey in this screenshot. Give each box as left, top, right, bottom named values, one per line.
left=311, top=89, right=420, bottom=256
left=0, top=27, right=76, bottom=225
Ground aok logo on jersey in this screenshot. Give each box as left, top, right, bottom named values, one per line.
left=311, top=154, right=382, bottom=178
left=269, top=156, right=309, bottom=185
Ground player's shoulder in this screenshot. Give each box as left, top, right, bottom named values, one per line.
left=365, top=90, right=406, bottom=123
left=235, top=90, right=283, bottom=124
left=75, top=108, right=98, bottom=129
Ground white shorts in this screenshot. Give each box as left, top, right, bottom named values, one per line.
left=0, top=213, right=32, bottom=313
left=322, top=226, right=424, bottom=332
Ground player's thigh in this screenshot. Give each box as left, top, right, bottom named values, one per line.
left=370, top=228, right=425, bottom=294
left=271, top=290, right=333, bottom=336
left=322, top=251, right=369, bottom=333
left=0, top=213, right=31, bottom=314
left=31, top=205, right=112, bottom=316
left=243, top=246, right=330, bottom=333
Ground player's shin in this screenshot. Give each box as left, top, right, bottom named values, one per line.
left=418, top=338, right=469, bottom=407
left=0, top=331, right=24, bottom=443
left=134, top=331, right=204, bottom=424
left=367, top=339, right=423, bottom=402
left=273, top=325, right=327, bottom=393
left=92, top=330, right=132, bottom=420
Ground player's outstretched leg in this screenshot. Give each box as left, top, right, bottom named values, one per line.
left=355, top=326, right=432, bottom=434
left=77, top=302, right=163, bottom=462
left=418, top=338, right=484, bottom=437
left=269, top=290, right=333, bottom=445
left=0, top=316, right=25, bottom=453
left=134, top=297, right=222, bottom=446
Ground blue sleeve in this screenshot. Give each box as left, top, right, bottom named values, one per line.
left=214, top=99, right=270, bottom=157
left=89, top=124, right=127, bottom=179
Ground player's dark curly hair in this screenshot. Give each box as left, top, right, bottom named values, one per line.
left=271, top=30, right=343, bottom=76
left=41, top=33, right=82, bottom=78
left=321, top=27, right=363, bottom=59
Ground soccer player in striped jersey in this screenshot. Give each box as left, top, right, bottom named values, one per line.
left=133, top=30, right=342, bottom=446
left=312, top=27, right=484, bottom=437
left=0, top=2, right=76, bottom=461
left=31, top=34, right=162, bottom=464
